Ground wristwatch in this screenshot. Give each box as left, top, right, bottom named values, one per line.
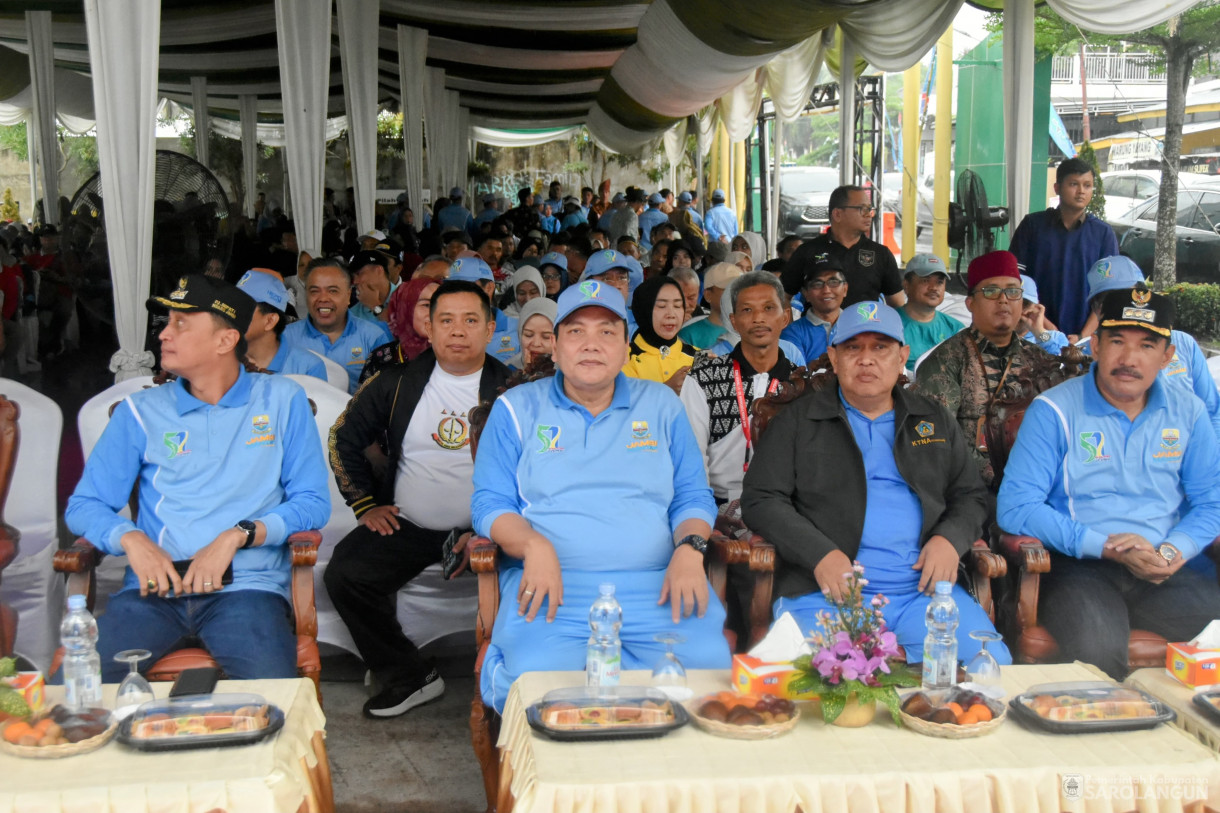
left=1156, top=542, right=1180, bottom=564
left=372, top=304, right=384, bottom=315
left=676, top=534, right=709, bottom=555
left=235, top=520, right=257, bottom=549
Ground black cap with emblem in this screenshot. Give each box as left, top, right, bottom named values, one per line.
left=148, top=274, right=256, bottom=334
left=1098, top=285, right=1174, bottom=339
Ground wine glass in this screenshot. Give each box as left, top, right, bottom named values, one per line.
left=113, top=649, right=154, bottom=719
left=651, top=632, right=691, bottom=701
left=965, top=631, right=1004, bottom=691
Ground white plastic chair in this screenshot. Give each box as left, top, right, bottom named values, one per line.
left=306, top=350, right=350, bottom=391
left=0, top=377, right=63, bottom=671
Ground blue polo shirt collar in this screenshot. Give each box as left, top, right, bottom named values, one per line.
left=303, top=313, right=360, bottom=342
left=549, top=370, right=632, bottom=416
left=1083, top=364, right=1167, bottom=420
left=173, top=366, right=253, bottom=415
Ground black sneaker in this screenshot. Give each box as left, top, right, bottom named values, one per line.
left=362, top=669, right=445, bottom=718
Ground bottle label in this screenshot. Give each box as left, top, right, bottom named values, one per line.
left=602, top=653, right=621, bottom=686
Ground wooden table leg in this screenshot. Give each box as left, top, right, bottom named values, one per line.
left=496, top=748, right=516, bottom=813
left=300, top=731, right=335, bottom=813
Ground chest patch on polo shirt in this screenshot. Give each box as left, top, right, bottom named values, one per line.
left=858, top=249, right=874, bottom=267
left=911, top=420, right=945, bottom=446
left=1165, top=352, right=1186, bottom=377
left=350, top=346, right=364, bottom=359
left=1079, top=431, right=1110, bottom=463
left=163, top=430, right=190, bottom=459
left=536, top=424, right=563, bottom=453
left=626, top=418, right=658, bottom=450
left=252, top=414, right=271, bottom=433
left=433, top=411, right=470, bottom=451
left=1155, top=428, right=1182, bottom=459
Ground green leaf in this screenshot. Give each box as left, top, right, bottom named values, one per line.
left=820, top=691, right=846, bottom=723
left=878, top=689, right=904, bottom=725
left=0, top=657, right=15, bottom=679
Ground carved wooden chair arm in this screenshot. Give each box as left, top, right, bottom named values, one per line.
left=966, top=539, right=1006, bottom=579
left=997, top=532, right=1052, bottom=574
left=288, top=530, right=321, bottom=567
left=287, top=530, right=321, bottom=639
left=53, top=539, right=105, bottom=574
left=470, top=535, right=499, bottom=574
left=707, top=531, right=751, bottom=566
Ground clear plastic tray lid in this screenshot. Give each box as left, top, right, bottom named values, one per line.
left=533, top=686, right=679, bottom=728
left=124, top=692, right=272, bottom=738
left=1011, top=681, right=1171, bottom=726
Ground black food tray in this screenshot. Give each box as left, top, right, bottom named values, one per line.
left=117, top=705, right=285, bottom=751
left=1191, top=689, right=1220, bottom=725
left=1008, top=690, right=1174, bottom=734
left=526, top=701, right=689, bottom=742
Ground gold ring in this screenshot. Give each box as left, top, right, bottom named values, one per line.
left=147, top=579, right=158, bottom=590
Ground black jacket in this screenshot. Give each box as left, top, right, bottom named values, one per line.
left=329, top=350, right=512, bottom=518
left=740, top=382, right=990, bottom=600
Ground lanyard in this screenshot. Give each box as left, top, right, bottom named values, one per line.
left=732, top=360, right=780, bottom=472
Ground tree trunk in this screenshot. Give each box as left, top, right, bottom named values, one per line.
left=1152, top=23, right=1192, bottom=290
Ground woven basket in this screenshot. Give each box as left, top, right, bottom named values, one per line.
left=687, top=704, right=802, bottom=740
left=0, top=717, right=118, bottom=759
left=900, top=698, right=1006, bottom=739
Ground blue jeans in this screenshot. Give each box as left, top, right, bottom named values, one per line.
left=93, top=588, right=297, bottom=682
left=774, top=582, right=1012, bottom=667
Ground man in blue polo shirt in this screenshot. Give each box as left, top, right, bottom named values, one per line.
left=637, top=193, right=668, bottom=252
left=65, top=274, right=331, bottom=681
left=998, top=287, right=1220, bottom=679
left=282, top=257, right=391, bottom=394
left=450, top=255, right=519, bottom=366
left=703, top=189, right=739, bottom=244
left=1010, top=157, right=1119, bottom=335
left=236, top=269, right=329, bottom=381
left=472, top=281, right=731, bottom=712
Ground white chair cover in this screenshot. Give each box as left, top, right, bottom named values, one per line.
left=0, top=378, right=62, bottom=671
left=305, top=350, right=350, bottom=391
left=287, top=374, right=478, bottom=657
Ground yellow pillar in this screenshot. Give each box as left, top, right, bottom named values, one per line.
left=709, top=125, right=721, bottom=199
left=901, top=64, right=920, bottom=264
left=733, top=139, right=747, bottom=230
left=931, top=26, right=953, bottom=264
left=717, top=121, right=731, bottom=201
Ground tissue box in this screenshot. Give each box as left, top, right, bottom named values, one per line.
left=731, top=654, right=819, bottom=700
left=3, top=672, right=45, bottom=714
left=1167, top=642, right=1220, bottom=688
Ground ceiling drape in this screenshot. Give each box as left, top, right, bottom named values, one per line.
left=25, top=11, right=58, bottom=226
left=189, top=75, right=209, bottom=169
left=337, top=0, right=379, bottom=233
left=397, top=24, right=427, bottom=212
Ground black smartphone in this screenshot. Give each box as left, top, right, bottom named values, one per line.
left=171, top=560, right=234, bottom=586
left=441, top=528, right=465, bottom=580
left=168, top=666, right=222, bottom=697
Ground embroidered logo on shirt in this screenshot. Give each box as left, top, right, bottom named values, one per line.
left=632, top=420, right=650, bottom=439
left=1154, top=427, right=1183, bottom=459
left=1079, top=431, right=1110, bottom=463
left=246, top=433, right=276, bottom=447
left=627, top=418, right=658, bottom=450
left=858, top=249, right=875, bottom=267
left=252, top=414, right=270, bottom=433
left=1165, top=352, right=1186, bottom=377
left=536, top=424, right=562, bottom=453
left=433, top=411, right=470, bottom=451
left=915, top=421, right=934, bottom=438
left=163, top=430, right=190, bottom=459
left=350, top=346, right=364, bottom=359
left=500, top=336, right=512, bottom=347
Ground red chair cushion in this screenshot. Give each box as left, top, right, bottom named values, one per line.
left=146, top=648, right=219, bottom=681
left=1128, top=630, right=1169, bottom=669
left=1018, top=625, right=1060, bottom=663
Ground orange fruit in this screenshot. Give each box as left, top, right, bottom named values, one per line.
left=956, top=711, right=979, bottom=726
left=969, top=703, right=993, bottom=722
left=945, top=702, right=964, bottom=717
left=3, top=721, right=31, bottom=744
left=33, top=718, right=53, bottom=734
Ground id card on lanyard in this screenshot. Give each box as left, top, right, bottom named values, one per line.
left=732, top=359, right=780, bottom=473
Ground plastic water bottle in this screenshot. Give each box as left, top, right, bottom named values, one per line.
left=61, top=594, right=103, bottom=710
left=922, top=581, right=959, bottom=691
left=586, top=583, right=622, bottom=689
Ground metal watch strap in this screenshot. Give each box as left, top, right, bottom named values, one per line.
left=676, top=534, right=708, bottom=554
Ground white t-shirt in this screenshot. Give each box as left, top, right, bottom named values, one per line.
left=393, top=365, right=483, bottom=530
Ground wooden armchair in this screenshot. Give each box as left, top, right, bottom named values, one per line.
left=982, top=345, right=1174, bottom=668
left=0, top=396, right=20, bottom=657
left=51, top=370, right=325, bottom=697
left=746, top=358, right=1009, bottom=626
left=464, top=356, right=777, bottom=813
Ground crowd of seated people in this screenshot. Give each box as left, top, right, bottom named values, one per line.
left=50, top=163, right=1220, bottom=731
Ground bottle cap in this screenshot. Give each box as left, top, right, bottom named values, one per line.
left=934, top=581, right=952, bottom=595
left=598, top=582, right=615, bottom=596
left=67, top=594, right=87, bottom=610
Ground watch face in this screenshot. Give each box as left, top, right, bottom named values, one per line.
left=1157, top=543, right=1177, bottom=563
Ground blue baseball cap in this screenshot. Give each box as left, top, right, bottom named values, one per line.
left=554, top=279, right=628, bottom=326
left=449, top=256, right=494, bottom=283
left=829, top=299, right=905, bottom=346
left=1086, top=255, right=1145, bottom=302
left=712, top=188, right=726, bottom=202
left=678, top=191, right=693, bottom=203
left=580, top=249, right=635, bottom=281
left=449, top=186, right=464, bottom=198
left=648, top=192, right=664, bottom=206
left=611, top=192, right=625, bottom=204
left=236, top=268, right=291, bottom=312
left=539, top=251, right=568, bottom=272
left=904, top=253, right=947, bottom=278
left=1020, top=274, right=1040, bottom=304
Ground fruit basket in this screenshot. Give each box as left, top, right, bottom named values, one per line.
left=898, top=688, right=1005, bottom=739
left=0, top=706, right=116, bottom=758
left=687, top=692, right=801, bottom=740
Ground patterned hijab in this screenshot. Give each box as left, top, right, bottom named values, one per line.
left=386, top=277, right=437, bottom=361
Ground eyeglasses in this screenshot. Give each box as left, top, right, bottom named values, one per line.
left=541, top=271, right=562, bottom=280
left=975, top=286, right=1024, bottom=301
left=838, top=205, right=876, bottom=215
left=596, top=270, right=630, bottom=283
left=804, top=278, right=845, bottom=290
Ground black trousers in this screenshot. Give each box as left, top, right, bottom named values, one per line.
left=324, top=518, right=449, bottom=688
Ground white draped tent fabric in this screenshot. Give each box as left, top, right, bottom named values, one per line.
left=838, top=36, right=858, bottom=188
left=189, top=75, right=209, bottom=169
left=1004, top=0, right=1036, bottom=230
left=206, top=112, right=349, bottom=148
left=838, top=0, right=964, bottom=72
left=457, top=105, right=471, bottom=195
left=239, top=94, right=258, bottom=219
left=274, top=0, right=331, bottom=258
left=423, top=68, right=446, bottom=200
left=397, top=24, right=427, bottom=211
left=1047, top=0, right=1202, bottom=34
left=83, top=0, right=160, bottom=382
left=661, top=118, right=687, bottom=190
left=337, top=0, right=379, bottom=233
left=716, top=68, right=765, bottom=145
left=25, top=11, right=58, bottom=226
left=763, top=34, right=829, bottom=123
left=470, top=126, right=579, bottom=149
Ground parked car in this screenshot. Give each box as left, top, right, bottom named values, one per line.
left=1113, top=184, right=1220, bottom=284
left=778, top=167, right=840, bottom=238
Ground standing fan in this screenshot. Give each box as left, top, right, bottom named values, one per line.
left=948, top=169, right=1010, bottom=275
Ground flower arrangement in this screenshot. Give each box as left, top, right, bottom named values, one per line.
left=790, top=564, right=919, bottom=724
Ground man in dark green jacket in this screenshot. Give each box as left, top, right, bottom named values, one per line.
left=325, top=280, right=512, bottom=718
left=741, top=299, right=1009, bottom=666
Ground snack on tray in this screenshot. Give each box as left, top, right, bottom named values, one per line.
left=1023, top=691, right=1157, bottom=722
left=539, top=698, right=675, bottom=730
left=694, top=692, right=795, bottom=726
left=129, top=703, right=271, bottom=739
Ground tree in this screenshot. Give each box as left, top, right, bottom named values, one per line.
left=992, top=3, right=1220, bottom=289
left=0, top=188, right=18, bottom=221
left=1077, top=140, right=1106, bottom=219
